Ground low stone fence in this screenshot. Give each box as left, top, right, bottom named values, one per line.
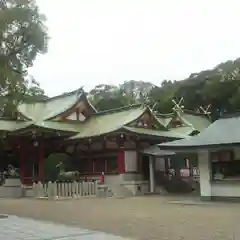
left=32, top=181, right=98, bottom=199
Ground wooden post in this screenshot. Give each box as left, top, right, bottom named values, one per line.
left=20, top=144, right=25, bottom=184
left=117, top=151, right=125, bottom=173
left=38, top=145, right=44, bottom=181
left=149, top=156, right=156, bottom=193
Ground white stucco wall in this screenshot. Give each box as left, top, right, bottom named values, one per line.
left=124, top=151, right=138, bottom=172
left=66, top=112, right=86, bottom=121
left=211, top=183, right=240, bottom=197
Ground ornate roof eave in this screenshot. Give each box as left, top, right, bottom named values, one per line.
left=67, top=125, right=185, bottom=143
left=2, top=116, right=82, bottom=136
left=120, top=126, right=185, bottom=140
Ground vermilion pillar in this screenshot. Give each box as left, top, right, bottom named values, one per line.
left=117, top=151, right=125, bottom=173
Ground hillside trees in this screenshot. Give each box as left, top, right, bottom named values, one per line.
left=88, top=58, right=240, bottom=119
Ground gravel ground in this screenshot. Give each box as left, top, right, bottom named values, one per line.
left=0, top=196, right=239, bottom=240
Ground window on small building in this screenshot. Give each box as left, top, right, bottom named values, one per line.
left=210, top=150, right=240, bottom=180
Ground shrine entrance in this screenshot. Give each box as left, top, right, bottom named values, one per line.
left=20, top=145, right=44, bottom=185
left=142, top=154, right=150, bottom=181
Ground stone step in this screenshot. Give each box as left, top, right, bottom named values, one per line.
left=108, top=185, right=133, bottom=198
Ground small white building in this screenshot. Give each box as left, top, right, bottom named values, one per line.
left=158, top=113, right=240, bottom=201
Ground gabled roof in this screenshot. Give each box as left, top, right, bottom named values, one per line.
left=17, top=88, right=97, bottom=121
left=70, top=104, right=149, bottom=139
left=0, top=88, right=211, bottom=140
left=156, top=109, right=211, bottom=132
left=155, top=112, right=174, bottom=127
left=158, top=114, right=240, bottom=150
left=69, top=104, right=192, bottom=140
left=7, top=104, right=186, bottom=139
left=179, top=110, right=211, bottom=132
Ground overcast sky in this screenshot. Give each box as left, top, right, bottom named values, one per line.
left=29, top=0, right=240, bottom=96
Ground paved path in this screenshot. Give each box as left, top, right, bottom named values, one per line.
left=0, top=214, right=130, bottom=240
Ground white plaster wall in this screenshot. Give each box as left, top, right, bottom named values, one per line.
left=233, top=147, right=240, bottom=159
left=124, top=151, right=138, bottom=172
left=67, top=112, right=86, bottom=121
left=211, top=183, right=240, bottom=197
left=121, top=173, right=143, bottom=181
left=78, top=173, right=144, bottom=185
left=104, top=175, right=122, bottom=185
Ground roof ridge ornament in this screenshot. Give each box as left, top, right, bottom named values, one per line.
left=151, top=102, right=157, bottom=111
left=172, top=97, right=184, bottom=113
left=199, top=104, right=211, bottom=116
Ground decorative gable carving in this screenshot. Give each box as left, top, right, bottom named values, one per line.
left=66, top=112, right=86, bottom=121
left=54, top=98, right=94, bottom=121
left=170, top=116, right=183, bottom=127
left=131, top=112, right=152, bottom=128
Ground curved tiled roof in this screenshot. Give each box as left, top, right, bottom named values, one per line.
left=17, top=88, right=97, bottom=121
left=70, top=105, right=148, bottom=139
left=156, top=109, right=211, bottom=131
left=159, top=115, right=240, bottom=150
left=0, top=88, right=212, bottom=140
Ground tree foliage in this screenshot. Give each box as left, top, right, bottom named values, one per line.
left=0, top=0, right=48, bottom=117
left=89, top=58, right=240, bottom=119
left=89, top=81, right=155, bottom=110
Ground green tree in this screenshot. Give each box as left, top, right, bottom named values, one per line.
left=44, top=153, right=70, bottom=181
left=0, top=0, right=48, bottom=116
left=2, top=76, right=47, bottom=117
